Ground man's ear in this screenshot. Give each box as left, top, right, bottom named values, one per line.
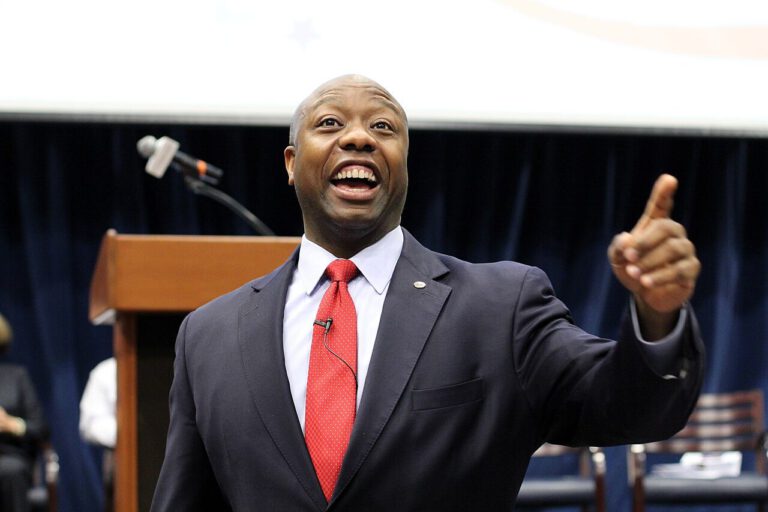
left=284, top=146, right=296, bottom=186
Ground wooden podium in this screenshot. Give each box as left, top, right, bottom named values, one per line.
left=89, top=230, right=299, bottom=512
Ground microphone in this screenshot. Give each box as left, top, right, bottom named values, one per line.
left=313, top=317, right=357, bottom=386
left=313, top=318, right=333, bottom=333
left=135, top=134, right=276, bottom=236
left=137, top=135, right=223, bottom=185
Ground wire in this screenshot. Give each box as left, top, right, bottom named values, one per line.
left=315, top=318, right=358, bottom=390
left=183, top=176, right=275, bottom=236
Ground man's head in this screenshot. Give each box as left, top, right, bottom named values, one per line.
left=284, top=74, right=409, bottom=258
left=0, top=313, right=12, bottom=356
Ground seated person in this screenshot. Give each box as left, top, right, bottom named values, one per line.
left=79, top=357, right=116, bottom=450
left=0, top=313, right=49, bottom=512
left=79, top=356, right=116, bottom=512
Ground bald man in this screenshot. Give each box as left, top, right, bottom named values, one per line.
left=151, top=75, right=703, bottom=511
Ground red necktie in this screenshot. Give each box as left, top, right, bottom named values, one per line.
left=305, top=259, right=359, bottom=501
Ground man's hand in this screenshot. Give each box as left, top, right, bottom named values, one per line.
left=608, top=174, right=701, bottom=338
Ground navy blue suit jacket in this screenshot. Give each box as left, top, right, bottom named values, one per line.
left=151, top=230, right=704, bottom=511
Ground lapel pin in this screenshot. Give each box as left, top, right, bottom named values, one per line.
left=413, top=281, right=426, bottom=289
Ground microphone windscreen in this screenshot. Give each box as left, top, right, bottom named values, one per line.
left=136, top=135, right=158, bottom=158
left=143, top=136, right=179, bottom=179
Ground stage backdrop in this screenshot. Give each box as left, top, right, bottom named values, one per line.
left=0, top=121, right=766, bottom=512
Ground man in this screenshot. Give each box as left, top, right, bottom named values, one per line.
left=151, top=75, right=703, bottom=511
left=79, top=357, right=117, bottom=449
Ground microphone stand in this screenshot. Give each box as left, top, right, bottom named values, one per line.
left=182, top=176, right=275, bottom=236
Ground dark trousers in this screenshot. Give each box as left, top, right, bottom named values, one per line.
left=0, top=453, right=31, bottom=512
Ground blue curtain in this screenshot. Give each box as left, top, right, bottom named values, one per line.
left=0, top=121, right=766, bottom=512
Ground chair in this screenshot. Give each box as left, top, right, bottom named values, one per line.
left=27, top=441, right=59, bottom=512
left=629, top=389, right=768, bottom=512
left=516, top=443, right=606, bottom=512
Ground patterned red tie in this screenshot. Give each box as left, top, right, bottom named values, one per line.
left=305, top=259, right=359, bottom=501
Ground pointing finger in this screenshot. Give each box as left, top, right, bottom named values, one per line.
left=633, top=174, right=678, bottom=233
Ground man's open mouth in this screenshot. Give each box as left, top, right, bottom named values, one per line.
left=330, top=166, right=379, bottom=191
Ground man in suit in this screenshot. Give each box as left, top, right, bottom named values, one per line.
left=151, top=75, right=703, bottom=511
left=0, top=313, right=49, bottom=512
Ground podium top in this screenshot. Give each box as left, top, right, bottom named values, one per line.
left=89, top=230, right=300, bottom=325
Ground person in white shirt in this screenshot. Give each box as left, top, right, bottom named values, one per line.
left=79, top=357, right=116, bottom=449
left=79, top=356, right=116, bottom=512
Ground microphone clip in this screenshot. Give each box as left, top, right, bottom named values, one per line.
left=313, top=318, right=332, bottom=334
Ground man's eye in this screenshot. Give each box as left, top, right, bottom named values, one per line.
left=318, top=118, right=340, bottom=127
left=373, top=121, right=393, bottom=130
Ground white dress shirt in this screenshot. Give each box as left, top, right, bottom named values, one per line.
left=283, top=227, right=404, bottom=432
left=79, top=357, right=117, bottom=448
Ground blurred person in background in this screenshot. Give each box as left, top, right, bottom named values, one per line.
left=79, top=357, right=116, bottom=449
left=0, top=313, right=48, bottom=512
left=79, top=356, right=116, bottom=512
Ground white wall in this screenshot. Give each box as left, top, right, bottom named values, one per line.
left=2, top=0, right=767, bottom=134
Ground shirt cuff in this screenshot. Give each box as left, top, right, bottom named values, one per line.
left=629, top=297, right=689, bottom=380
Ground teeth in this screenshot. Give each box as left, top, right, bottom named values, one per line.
left=332, top=167, right=377, bottom=182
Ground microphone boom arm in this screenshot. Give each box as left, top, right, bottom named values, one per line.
left=183, top=176, right=275, bottom=236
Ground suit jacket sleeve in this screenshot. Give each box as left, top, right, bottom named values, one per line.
left=513, top=266, right=704, bottom=447
left=151, top=315, right=230, bottom=512
left=18, top=366, right=48, bottom=443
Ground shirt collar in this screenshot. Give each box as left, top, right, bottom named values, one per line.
left=296, top=226, right=404, bottom=296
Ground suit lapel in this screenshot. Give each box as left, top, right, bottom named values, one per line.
left=332, top=231, right=452, bottom=504
left=237, top=253, right=327, bottom=511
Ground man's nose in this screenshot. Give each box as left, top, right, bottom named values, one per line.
left=339, top=123, right=376, bottom=152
